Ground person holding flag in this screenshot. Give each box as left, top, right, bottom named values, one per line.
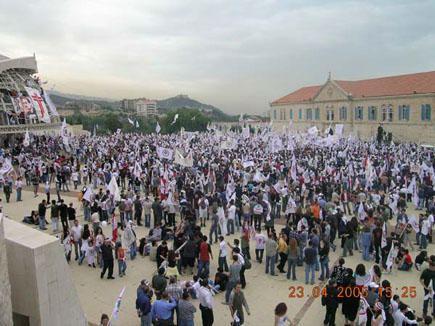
left=420, top=261, right=435, bottom=319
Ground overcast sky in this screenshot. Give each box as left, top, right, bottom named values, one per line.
left=1, top=0, right=434, bottom=114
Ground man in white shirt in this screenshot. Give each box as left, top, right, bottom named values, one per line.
left=199, top=195, right=209, bottom=228
left=70, top=220, right=83, bottom=261
left=420, top=214, right=431, bottom=250
left=254, top=229, right=266, bottom=263
left=393, top=303, right=418, bottom=326
left=227, top=199, right=236, bottom=234
left=218, top=236, right=229, bottom=272
left=198, top=279, right=214, bottom=326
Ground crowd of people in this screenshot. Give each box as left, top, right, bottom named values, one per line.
left=0, top=126, right=434, bottom=325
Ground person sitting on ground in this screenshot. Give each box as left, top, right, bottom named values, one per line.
left=398, top=248, right=413, bottom=271
left=215, top=267, right=229, bottom=292
left=415, top=250, right=428, bottom=271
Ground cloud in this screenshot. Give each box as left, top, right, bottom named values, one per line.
left=1, top=0, right=434, bottom=114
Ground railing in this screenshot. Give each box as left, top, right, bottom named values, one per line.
left=0, top=122, right=61, bottom=134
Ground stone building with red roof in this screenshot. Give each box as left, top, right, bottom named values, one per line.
left=270, top=71, right=435, bottom=143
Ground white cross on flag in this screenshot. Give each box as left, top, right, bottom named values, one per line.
left=25, top=87, right=51, bottom=123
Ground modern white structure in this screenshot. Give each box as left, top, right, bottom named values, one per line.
left=135, top=99, right=158, bottom=116
left=0, top=53, right=61, bottom=145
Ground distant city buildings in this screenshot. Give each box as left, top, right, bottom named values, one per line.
left=135, top=99, right=157, bottom=116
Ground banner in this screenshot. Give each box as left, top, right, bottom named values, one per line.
left=221, top=139, right=237, bottom=150
left=335, top=124, right=344, bottom=135
left=24, top=87, right=50, bottom=123
left=408, top=215, right=420, bottom=233
left=157, top=147, right=174, bottom=160
left=243, top=161, right=254, bottom=169
left=155, top=122, right=161, bottom=134
left=20, top=96, right=34, bottom=114
left=174, top=150, right=193, bottom=167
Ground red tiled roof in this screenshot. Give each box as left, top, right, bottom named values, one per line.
left=272, top=71, right=435, bottom=104
left=272, top=85, right=323, bottom=103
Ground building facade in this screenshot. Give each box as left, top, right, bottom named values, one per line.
left=121, top=98, right=136, bottom=111
left=135, top=99, right=157, bottom=116
left=270, top=71, right=435, bottom=143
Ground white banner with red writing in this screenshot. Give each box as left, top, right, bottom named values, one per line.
left=24, top=87, right=51, bottom=123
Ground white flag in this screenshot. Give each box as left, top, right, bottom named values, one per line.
left=107, top=176, right=120, bottom=201
left=82, top=187, right=93, bottom=202
left=386, top=242, right=394, bottom=270
left=381, top=222, right=388, bottom=248
left=242, top=127, right=250, bottom=139
left=112, top=286, right=126, bottom=322
left=291, top=155, right=297, bottom=180
left=136, top=120, right=139, bottom=128
left=156, top=122, right=161, bottom=134
left=0, top=158, right=13, bottom=176
left=307, top=126, right=318, bottom=135
left=191, top=116, right=196, bottom=121
left=409, top=215, right=420, bottom=233
left=174, top=150, right=193, bottom=167
left=335, top=124, right=344, bottom=135
left=171, top=113, right=179, bottom=125
left=242, top=161, right=254, bottom=169
left=157, top=147, right=174, bottom=160
left=128, top=118, right=134, bottom=126
left=358, top=297, right=369, bottom=324
left=23, top=129, right=30, bottom=147
left=60, top=118, right=70, bottom=152
left=239, top=113, right=244, bottom=122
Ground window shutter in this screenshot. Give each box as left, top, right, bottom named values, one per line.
left=355, top=107, right=358, bottom=120
left=361, top=107, right=363, bottom=120
left=398, top=105, right=402, bottom=121
left=428, top=104, right=431, bottom=120
left=421, top=104, right=425, bottom=121
left=344, top=107, right=347, bottom=120
left=406, top=105, right=410, bottom=120
left=290, top=109, right=293, bottom=120
left=374, top=107, right=377, bottom=121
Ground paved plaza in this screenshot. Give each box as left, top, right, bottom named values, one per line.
left=2, top=189, right=431, bottom=326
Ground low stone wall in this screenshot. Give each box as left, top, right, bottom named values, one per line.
left=0, top=215, right=13, bottom=326
left=3, top=218, right=87, bottom=326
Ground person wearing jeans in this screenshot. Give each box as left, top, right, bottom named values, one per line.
left=265, top=234, right=277, bottom=275
left=286, top=238, right=299, bottom=280
left=218, top=236, right=229, bottom=272
left=224, top=255, right=241, bottom=303
left=304, top=241, right=317, bottom=284
left=319, top=240, right=330, bottom=281
left=38, top=199, right=48, bottom=230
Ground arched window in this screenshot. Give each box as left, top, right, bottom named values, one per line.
left=381, top=105, right=387, bottom=121
left=388, top=105, right=393, bottom=122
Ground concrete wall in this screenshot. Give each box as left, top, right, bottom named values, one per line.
left=3, top=218, right=87, bottom=326
left=0, top=215, right=13, bottom=326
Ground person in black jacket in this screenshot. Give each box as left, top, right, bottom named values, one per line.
left=324, top=278, right=338, bottom=326
left=100, top=238, right=115, bottom=279
left=59, top=199, right=69, bottom=233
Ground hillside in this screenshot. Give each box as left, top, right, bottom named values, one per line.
left=156, top=95, right=237, bottom=122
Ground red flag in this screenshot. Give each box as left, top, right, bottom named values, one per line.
left=112, top=213, right=118, bottom=242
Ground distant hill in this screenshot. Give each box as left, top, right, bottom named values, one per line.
left=157, top=95, right=237, bottom=122
left=48, top=91, right=120, bottom=109
left=49, top=90, right=117, bottom=103
left=49, top=91, right=239, bottom=121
